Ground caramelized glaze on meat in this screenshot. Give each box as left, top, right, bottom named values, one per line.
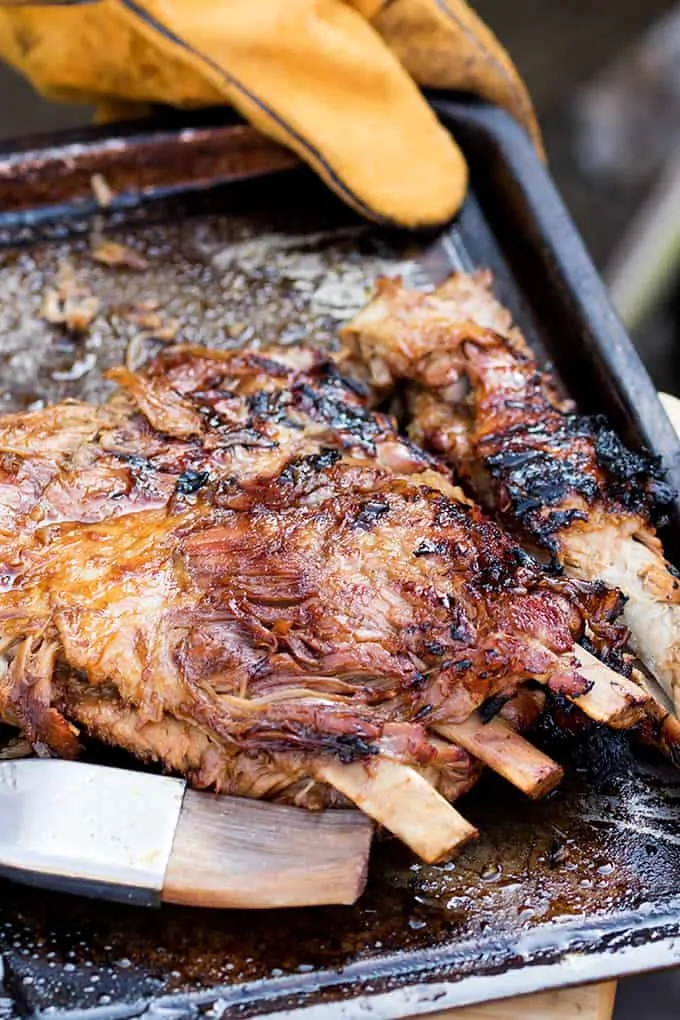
left=342, top=272, right=680, bottom=709
left=0, top=345, right=626, bottom=805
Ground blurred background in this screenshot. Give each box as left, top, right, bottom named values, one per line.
left=1, top=2, right=680, bottom=1016
left=475, top=0, right=680, bottom=401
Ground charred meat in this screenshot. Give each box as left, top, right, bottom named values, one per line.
left=342, top=272, right=680, bottom=715
left=0, top=344, right=634, bottom=859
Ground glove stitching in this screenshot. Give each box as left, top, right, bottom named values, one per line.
left=121, top=0, right=393, bottom=225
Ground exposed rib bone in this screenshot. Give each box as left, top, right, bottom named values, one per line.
left=434, top=712, right=563, bottom=799
left=568, top=645, right=650, bottom=727
left=341, top=273, right=677, bottom=732
left=315, top=757, right=478, bottom=863
left=561, top=525, right=680, bottom=716
left=631, top=665, right=680, bottom=765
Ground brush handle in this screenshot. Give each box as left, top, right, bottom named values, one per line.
left=162, top=791, right=373, bottom=909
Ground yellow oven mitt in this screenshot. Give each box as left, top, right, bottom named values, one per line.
left=0, top=0, right=540, bottom=227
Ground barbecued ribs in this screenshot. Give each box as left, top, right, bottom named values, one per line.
left=0, top=343, right=636, bottom=859
left=342, top=271, right=680, bottom=718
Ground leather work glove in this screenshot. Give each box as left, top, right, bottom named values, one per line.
left=0, top=0, right=540, bottom=228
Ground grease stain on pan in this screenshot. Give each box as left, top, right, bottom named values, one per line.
left=0, top=215, right=424, bottom=414
left=2, top=757, right=680, bottom=1016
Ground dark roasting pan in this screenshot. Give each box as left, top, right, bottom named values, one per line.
left=2, top=97, right=680, bottom=1020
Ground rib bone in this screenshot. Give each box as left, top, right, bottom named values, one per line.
left=341, top=272, right=678, bottom=727
left=316, top=757, right=478, bottom=863
left=434, top=712, right=563, bottom=799
left=568, top=645, right=651, bottom=727
left=562, top=525, right=680, bottom=714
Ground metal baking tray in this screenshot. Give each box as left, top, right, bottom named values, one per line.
left=2, top=96, right=680, bottom=1020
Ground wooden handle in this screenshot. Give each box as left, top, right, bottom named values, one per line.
left=405, top=980, right=617, bottom=1019
left=571, top=645, right=650, bottom=727
left=162, top=791, right=373, bottom=909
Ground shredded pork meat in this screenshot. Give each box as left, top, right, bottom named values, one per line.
left=0, top=345, right=627, bottom=819
left=341, top=272, right=680, bottom=711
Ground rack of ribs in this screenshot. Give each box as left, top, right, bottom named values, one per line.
left=0, top=343, right=651, bottom=861
left=341, top=271, right=680, bottom=746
